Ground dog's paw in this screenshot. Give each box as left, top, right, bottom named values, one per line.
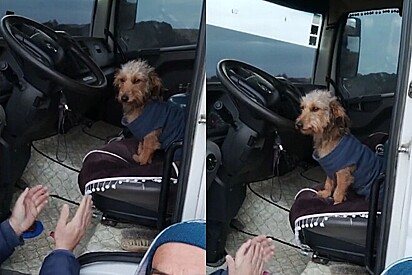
left=317, top=190, right=332, bottom=198
left=137, top=142, right=143, bottom=155
left=132, top=153, right=152, bottom=165
left=132, top=154, right=141, bottom=164
left=333, top=193, right=347, bottom=205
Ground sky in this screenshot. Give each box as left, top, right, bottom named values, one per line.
left=0, top=0, right=95, bottom=24
left=206, top=0, right=318, bottom=48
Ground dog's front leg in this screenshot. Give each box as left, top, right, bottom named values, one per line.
left=133, top=129, right=162, bottom=165
left=333, top=165, right=356, bottom=205
left=317, top=176, right=335, bottom=199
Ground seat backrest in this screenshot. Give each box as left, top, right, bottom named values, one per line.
left=168, top=92, right=189, bottom=110
left=361, top=132, right=388, bottom=154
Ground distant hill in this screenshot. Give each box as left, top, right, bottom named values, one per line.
left=43, top=20, right=90, bottom=36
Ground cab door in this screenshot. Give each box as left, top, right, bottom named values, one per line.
left=336, top=8, right=401, bottom=140
left=371, top=1, right=412, bottom=273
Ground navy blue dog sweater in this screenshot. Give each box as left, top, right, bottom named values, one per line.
left=122, top=101, right=185, bottom=160
left=313, top=133, right=384, bottom=200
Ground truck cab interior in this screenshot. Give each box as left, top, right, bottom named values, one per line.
left=206, top=0, right=403, bottom=273
left=0, top=0, right=204, bottom=273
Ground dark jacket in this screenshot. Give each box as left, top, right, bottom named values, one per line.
left=39, top=249, right=80, bottom=275
left=122, top=101, right=185, bottom=160
left=0, top=220, right=22, bottom=264
left=0, top=220, right=79, bottom=275
left=313, top=133, right=384, bottom=199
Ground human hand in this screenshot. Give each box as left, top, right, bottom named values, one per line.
left=250, top=235, right=275, bottom=263
left=9, top=185, right=49, bottom=236
left=54, top=195, right=92, bottom=252
left=227, top=235, right=275, bottom=275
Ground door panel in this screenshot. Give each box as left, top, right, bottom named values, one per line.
left=125, top=46, right=197, bottom=99
left=345, top=95, right=394, bottom=138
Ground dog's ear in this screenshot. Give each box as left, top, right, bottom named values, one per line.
left=148, top=71, right=163, bottom=101
left=330, top=100, right=350, bottom=131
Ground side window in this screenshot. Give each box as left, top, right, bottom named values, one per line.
left=338, top=9, right=401, bottom=98
left=116, top=0, right=203, bottom=52
left=0, top=0, right=96, bottom=36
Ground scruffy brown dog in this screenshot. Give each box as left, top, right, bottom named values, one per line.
left=295, top=90, right=384, bottom=204
left=114, top=59, right=163, bottom=165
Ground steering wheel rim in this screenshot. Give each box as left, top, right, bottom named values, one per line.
left=216, top=59, right=301, bottom=130
left=0, top=15, right=107, bottom=94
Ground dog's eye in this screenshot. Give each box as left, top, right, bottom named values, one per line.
left=119, top=78, right=126, bottom=83
left=312, top=107, right=320, bottom=112
left=132, top=79, right=142, bottom=84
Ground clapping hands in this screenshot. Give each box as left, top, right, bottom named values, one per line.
left=227, top=235, right=275, bottom=275
left=9, top=185, right=49, bottom=236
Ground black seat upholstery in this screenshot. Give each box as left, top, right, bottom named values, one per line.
left=289, top=133, right=388, bottom=270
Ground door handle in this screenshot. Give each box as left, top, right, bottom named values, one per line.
left=198, top=114, right=206, bottom=124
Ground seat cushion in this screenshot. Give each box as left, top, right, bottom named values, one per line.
left=289, top=185, right=371, bottom=230
left=78, top=138, right=179, bottom=213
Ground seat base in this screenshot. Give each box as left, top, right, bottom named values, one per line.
left=93, top=191, right=169, bottom=228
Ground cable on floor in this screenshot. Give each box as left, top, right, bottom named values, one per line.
left=50, top=194, right=80, bottom=206
left=230, top=222, right=302, bottom=250
left=269, top=149, right=282, bottom=203
left=31, top=142, right=81, bottom=173
left=29, top=143, right=82, bottom=205
left=247, top=183, right=290, bottom=213
left=248, top=164, right=321, bottom=212
left=14, top=182, right=80, bottom=206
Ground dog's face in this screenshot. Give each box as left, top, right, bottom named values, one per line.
left=295, top=90, right=349, bottom=136
left=114, top=60, right=162, bottom=110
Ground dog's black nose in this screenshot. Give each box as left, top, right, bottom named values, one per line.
left=121, top=95, right=129, bottom=102
left=295, top=121, right=303, bottom=129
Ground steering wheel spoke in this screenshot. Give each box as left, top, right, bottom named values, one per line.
left=0, top=15, right=107, bottom=94
left=217, top=59, right=301, bottom=130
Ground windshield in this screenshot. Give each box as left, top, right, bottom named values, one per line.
left=206, top=0, right=321, bottom=83
left=0, top=0, right=96, bottom=36
left=116, top=0, right=203, bottom=51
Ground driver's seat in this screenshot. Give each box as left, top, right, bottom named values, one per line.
left=78, top=137, right=182, bottom=229
left=77, top=93, right=188, bottom=230
left=289, top=133, right=388, bottom=272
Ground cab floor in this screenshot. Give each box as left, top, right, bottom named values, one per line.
left=1, top=121, right=368, bottom=275
left=1, top=121, right=154, bottom=275
left=208, top=166, right=369, bottom=275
